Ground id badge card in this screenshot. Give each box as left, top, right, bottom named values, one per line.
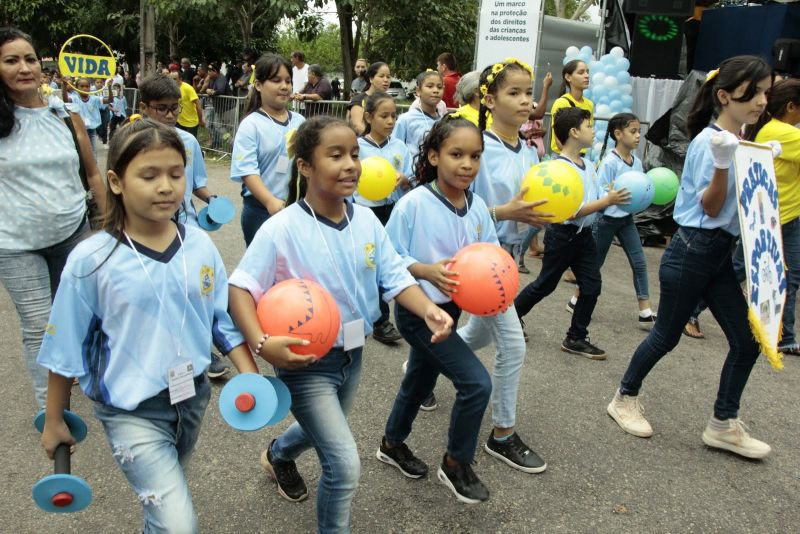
left=343, top=319, right=365, bottom=351
left=276, top=155, right=290, bottom=174
left=168, top=361, right=196, bottom=405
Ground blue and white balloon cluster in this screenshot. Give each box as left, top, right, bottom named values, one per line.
left=563, top=45, right=634, bottom=160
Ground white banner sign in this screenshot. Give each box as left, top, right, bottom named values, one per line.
left=734, top=141, right=785, bottom=370
left=475, top=0, right=543, bottom=72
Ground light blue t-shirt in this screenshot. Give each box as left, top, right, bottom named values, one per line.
left=354, top=135, right=414, bottom=207
left=472, top=131, right=540, bottom=245
left=387, top=184, right=498, bottom=303
left=394, top=107, right=440, bottom=161
left=674, top=126, right=740, bottom=236
left=66, top=92, right=103, bottom=129
left=176, top=128, right=209, bottom=226
left=0, top=98, right=86, bottom=250
left=111, top=95, right=127, bottom=118
left=230, top=110, right=305, bottom=201
left=37, top=225, right=245, bottom=410
left=559, top=155, right=602, bottom=228
left=229, top=200, right=417, bottom=347
left=597, top=150, right=644, bottom=219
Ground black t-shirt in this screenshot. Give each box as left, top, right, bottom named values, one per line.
left=347, top=92, right=366, bottom=111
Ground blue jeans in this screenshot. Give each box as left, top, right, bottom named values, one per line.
left=241, top=195, right=271, bottom=247
left=620, top=227, right=759, bottom=420
left=93, top=374, right=211, bottom=534
left=594, top=215, right=649, bottom=300
left=272, top=348, right=363, bottom=534
left=515, top=224, right=602, bottom=340
left=457, top=305, right=526, bottom=429
left=520, top=226, right=541, bottom=261
left=86, top=128, right=97, bottom=157
left=0, top=217, right=89, bottom=408
left=385, top=302, right=492, bottom=464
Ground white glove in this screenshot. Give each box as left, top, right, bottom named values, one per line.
left=766, top=140, right=782, bottom=159
left=709, top=130, right=739, bottom=169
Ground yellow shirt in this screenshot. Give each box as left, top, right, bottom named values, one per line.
left=756, top=118, right=800, bottom=224
left=454, top=104, right=492, bottom=128
left=177, top=82, right=200, bottom=128
left=549, top=93, right=594, bottom=153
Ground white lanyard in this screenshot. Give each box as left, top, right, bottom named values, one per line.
left=430, top=182, right=470, bottom=249
left=123, top=228, right=189, bottom=361
left=303, top=200, right=360, bottom=315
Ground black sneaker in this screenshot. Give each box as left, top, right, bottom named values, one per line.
left=373, top=320, right=402, bottom=344
left=419, top=392, right=438, bottom=412
left=484, top=431, right=547, bottom=474
left=638, top=314, right=657, bottom=331
left=376, top=438, right=428, bottom=479
left=436, top=454, right=489, bottom=504
left=520, top=318, right=529, bottom=344
left=208, top=353, right=231, bottom=378
left=260, top=440, right=309, bottom=502
left=561, top=336, right=606, bottom=360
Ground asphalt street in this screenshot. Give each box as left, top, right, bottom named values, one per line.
left=1, top=157, right=798, bottom=533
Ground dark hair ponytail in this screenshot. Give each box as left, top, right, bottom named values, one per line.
left=244, top=53, right=292, bottom=117
left=286, top=116, right=354, bottom=206
left=0, top=27, right=34, bottom=139
left=560, top=60, right=586, bottom=96
left=362, top=91, right=394, bottom=136
left=415, top=113, right=482, bottom=186
left=744, top=78, right=800, bottom=141
left=687, top=55, right=773, bottom=140
left=599, top=112, right=639, bottom=160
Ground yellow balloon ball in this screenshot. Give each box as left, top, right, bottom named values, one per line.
left=357, top=156, right=397, bottom=202
left=521, top=160, right=584, bottom=223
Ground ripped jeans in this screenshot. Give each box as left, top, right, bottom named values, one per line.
left=93, top=374, right=210, bottom=534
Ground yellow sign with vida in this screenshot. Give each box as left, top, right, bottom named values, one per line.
left=58, top=34, right=116, bottom=94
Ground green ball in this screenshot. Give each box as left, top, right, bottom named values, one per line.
left=648, top=167, right=679, bottom=205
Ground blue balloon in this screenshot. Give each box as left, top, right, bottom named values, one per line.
left=603, top=63, right=618, bottom=75
left=616, top=58, right=630, bottom=71
left=622, top=94, right=634, bottom=108
left=617, top=71, right=631, bottom=85
left=614, top=171, right=655, bottom=214
left=580, top=45, right=593, bottom=57
left=591, top=84, right=608, bottom=98
left=608, top=89, right=621, bottom=100
left=600, top=54, right=615, bottom=65
left=610, top=100, right=623, bottom=112
left=563, top=56, right=572, bottom=66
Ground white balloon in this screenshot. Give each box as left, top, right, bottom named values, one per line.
left=603, top=76, right=618, bottom=88
left=620, top=83, right=632, bottom=95
left=566, top=46, right=580, bottom=58
left=592, top=72, right=606, bottom=85
left=596, top=104, right=612, bottom=117
left=610, top=46, right=625, bottom=58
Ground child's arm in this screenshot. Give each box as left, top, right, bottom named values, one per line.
left=702, top=131, right=739, bottom=218
left=530, top=72, right=552, bottom=121
left=229, top=286, right=316, bottom=368
left=69, top=112, right=107, bottom=215
left=40, top=372, right=76, bottom=459
left=242, top=176, right=285, bottom=214
left=349, top=104, right=366, bottom=136
left=409, top=260, right=459, bottom=295
left=495, top=188, right=553, bottom=228
left=394, top=285, right=453, bottom=343
left=572, top=183, right=630, bottom=219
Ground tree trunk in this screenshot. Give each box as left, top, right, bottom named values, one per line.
left=168, top=20, right=179, bottom=61
left=140, top=0, right=156, bottom=76
left=571, top=0, right=595, bottom=20
left=336, top=1, right=355, bottom=99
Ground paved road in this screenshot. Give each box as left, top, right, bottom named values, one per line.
left=1, top=157, right=798, bottom=533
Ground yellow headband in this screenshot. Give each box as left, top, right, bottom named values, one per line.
left=480, top=57, right=534, bottom=104
left=128, top=113, right=142, bottom=123
left=705, top=68, right=720, bottom=83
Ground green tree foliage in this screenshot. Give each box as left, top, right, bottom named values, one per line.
left=276, top=23, right=343, bottom=75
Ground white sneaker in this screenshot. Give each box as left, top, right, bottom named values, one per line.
left=401, top=359, right=408, bottom=374
left=607, top=390, right=653, bottom=438
left=702, top=418, right=771, bottom=459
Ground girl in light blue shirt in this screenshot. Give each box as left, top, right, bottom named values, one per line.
left=609, top=55, right=775, bottom=460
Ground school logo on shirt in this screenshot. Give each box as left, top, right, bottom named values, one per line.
left=364, top=243, right=377, bottom=271
left=200, top=265, right=214, bottom=295
left=45, top=323, right=56, bottom=336
left=393, top=155, right=403, bottom=170
left=476, top=224, right=482, bottom=240
left=185, top=148, right=193, bottom=166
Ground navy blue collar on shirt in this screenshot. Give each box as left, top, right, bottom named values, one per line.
left=255, top=109, right=293, bottom=127
left=298, top=199, right=354, bottom=230
left=557, top=154, right=585, bottom=170
left=117, top=223, right=186, bottom=263
left=425, top=183, right=473, bottom=217
left=612, top=150, right=634, bottom=167
left=361, top=135, right=389, bottom=149
left=483, top=130, right=523, bottom=153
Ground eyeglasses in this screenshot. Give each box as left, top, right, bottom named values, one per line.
left=145, top=103, right=182, bottom=116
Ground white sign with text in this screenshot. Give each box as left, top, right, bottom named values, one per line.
left=475, top=0, right=543, bottom=71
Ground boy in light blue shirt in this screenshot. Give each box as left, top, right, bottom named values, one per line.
left=515, top=107, right=629, bottom=359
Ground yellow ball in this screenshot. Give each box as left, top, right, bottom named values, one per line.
left=357, top=156, right=397, bottom=201
left=521, top=160, right=584, bottom=223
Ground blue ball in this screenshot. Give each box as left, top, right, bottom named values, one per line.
left=614, top=171, right=655, bottom=214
